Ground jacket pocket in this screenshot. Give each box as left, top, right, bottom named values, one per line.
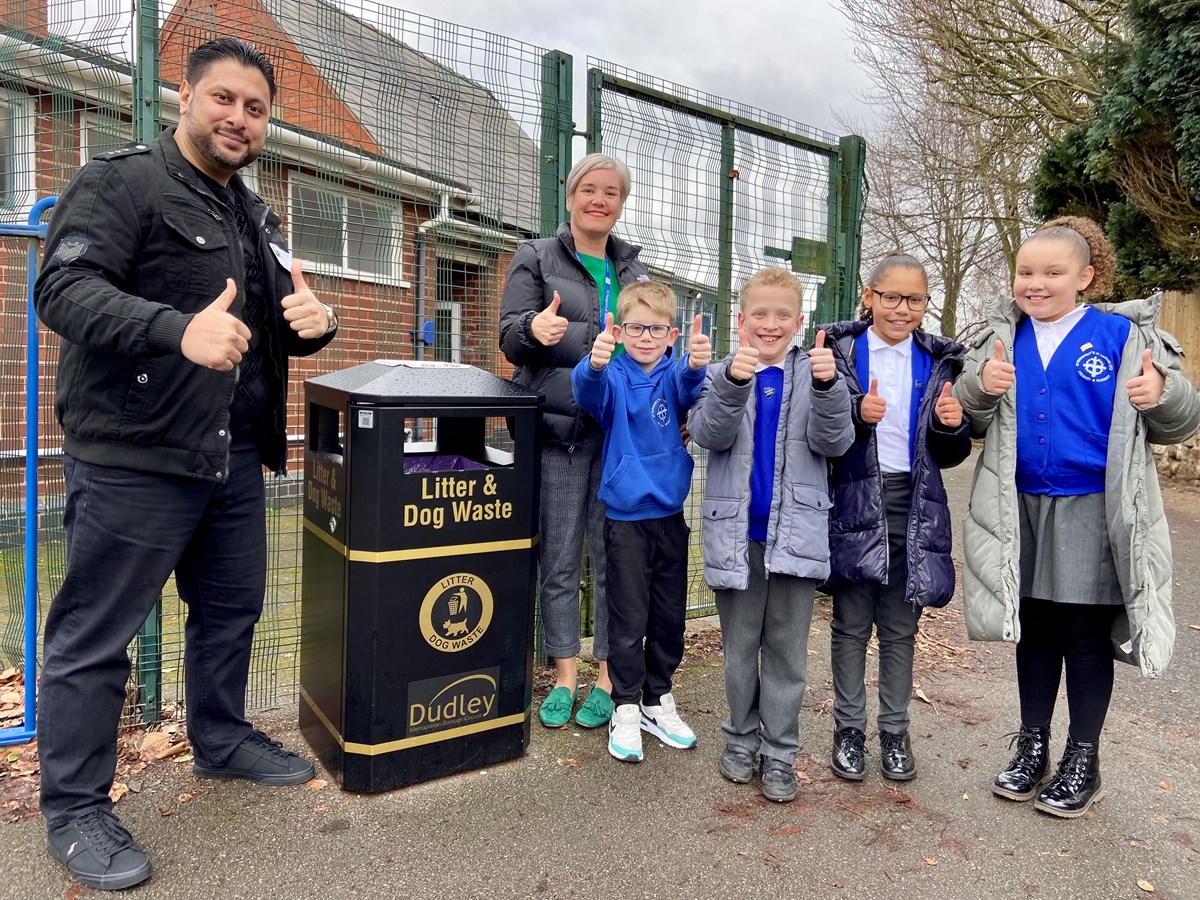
left=781, top=484, right=832, bottom=563
left=160, top=203, right=231, bottom=297
left=701, top=497, right=741, bottom=573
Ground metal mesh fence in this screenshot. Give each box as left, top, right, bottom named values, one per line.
left=586, top=58, right=858, bottom=619
left=0, top=3, right=863, bottom=729
left=0, top=0, right=553, bottom=723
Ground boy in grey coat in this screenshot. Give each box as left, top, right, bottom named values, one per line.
left=688, top=268, right=854, bottom=801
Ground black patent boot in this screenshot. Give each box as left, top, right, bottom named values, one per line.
left=879, top=730, right=917, bottom=780
left=830, top=728, right=866, bottom=781
left=992, top=724, right=1051, bottom=801
left=1034, top=736, right=1103, bottom=818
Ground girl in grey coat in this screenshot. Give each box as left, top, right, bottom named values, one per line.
left=954, top=217, right=1200, bottom=819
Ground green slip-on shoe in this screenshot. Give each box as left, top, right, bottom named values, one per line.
left=538, top=681, right=578, bottom=728
left=575, top=685, right=614, bottom=728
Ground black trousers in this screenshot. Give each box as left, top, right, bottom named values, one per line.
left=604, top=513, right=689, bottom=707
left=1016, top=597, right=1120, bottom=744
left=38, top=449, right=267, bottom=825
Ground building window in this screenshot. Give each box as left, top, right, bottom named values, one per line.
left=434, top=299, right=462, bottom=363
left=81, top=111, right=132, bottom=162
left=0, top=92, right=33, bottom=215
left=288, top=176, right=401, bottom=281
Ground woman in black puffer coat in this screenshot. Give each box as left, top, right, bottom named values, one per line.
left=499, top=153, right=649, bottom=730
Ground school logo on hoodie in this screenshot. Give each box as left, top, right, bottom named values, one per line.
left=651, top=397, right=671, bottom=427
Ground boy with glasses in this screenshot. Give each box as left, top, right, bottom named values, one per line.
left=571, top=281, right=711, bottom=762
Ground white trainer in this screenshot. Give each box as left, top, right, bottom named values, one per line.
left=640, top=692, right=697, bottom=749
left=608, top=703, right=643, bottom=762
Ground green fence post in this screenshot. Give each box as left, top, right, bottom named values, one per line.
left=835, top=135, right=867, bottom=322
left=718, top=122, right=736, bottom=357
left=586, top=68, right=604, bottom=153
left=539, top=51, right=573, bottom=238
left=133, top=0, right=162, bottom=725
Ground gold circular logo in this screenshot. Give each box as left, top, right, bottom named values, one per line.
left=419, top=573, right=494, bottom=653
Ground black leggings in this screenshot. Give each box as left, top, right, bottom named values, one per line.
left=1015, top=598, right=1120, bottom=744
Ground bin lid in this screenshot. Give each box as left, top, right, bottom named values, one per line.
left=306, top=360, right=540, bottom=406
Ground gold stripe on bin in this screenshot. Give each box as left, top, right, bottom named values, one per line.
left=302, top=517, right=537, bottom=561
left=300, top=686, right=530, bottom=756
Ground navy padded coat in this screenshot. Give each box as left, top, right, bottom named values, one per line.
left=821, top=321, right=971, bottom=608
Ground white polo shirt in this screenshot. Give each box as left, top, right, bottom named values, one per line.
left=868, top=328, right=913, bottom=473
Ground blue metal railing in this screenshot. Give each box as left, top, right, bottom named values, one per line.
left=1, top=196, right=57, bottom=747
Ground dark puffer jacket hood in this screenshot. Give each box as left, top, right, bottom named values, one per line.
left=821, top=320, right=971, bottom=608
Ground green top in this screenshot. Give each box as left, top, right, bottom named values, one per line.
left=579, top=252, right=622, bottom=355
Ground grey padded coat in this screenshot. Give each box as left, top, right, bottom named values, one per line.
left=687, top=348, right=855, bottom=591
left=952, top=295, right=1200, bottom=676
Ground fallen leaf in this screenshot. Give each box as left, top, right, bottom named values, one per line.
left=737, top=850, right=749, bottom=857
left=139, top=732, right=172, bottom=757
left=175, top=754, right=194, bottom=763
left=769, top=825, right=803, bottom=836
left=1137, top=879, right=1155, bottom=893
left=177, top=792, right=194, bottom=803
left=305, top=778, right=328, bottom=790
left=0, top=668, right=17, bottom=682
left=109, top=782, right=128, bottom=803
left=556, top=757, right=578, bottom=768
left=962, top=792, right=969, bottom=800
left=1158, top=782, right=1176, bottom=791
left=1188, top=624, right=1200, bottom=632
left=0, top=691, right=20, bottom=704
left=159, top=805, right=172, bottom=816
left=924, top=857, right=937, bottom=866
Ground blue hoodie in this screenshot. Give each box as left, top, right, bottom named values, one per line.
left=572, top=350, right=705, bottom=520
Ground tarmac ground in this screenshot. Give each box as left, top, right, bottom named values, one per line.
left=2, top=450, right=1199, bottom=899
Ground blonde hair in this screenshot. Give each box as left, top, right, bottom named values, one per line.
left=617, top=280, right=677, bottom=322
left=565, top=153, right=632, bottom=201
left=739, top=267, right=803, bottom=310
left=1025, top=215, right=1117, bottom=300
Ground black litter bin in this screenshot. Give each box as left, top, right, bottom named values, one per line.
left=299, top=360, right=540, bottom=792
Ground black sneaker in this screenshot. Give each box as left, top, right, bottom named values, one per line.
left=718, top=748, right=756, bottom=784
left=194, top=729, right=316, bottom=785
left=760, top=758, right=798, bottom=803
left=47, top=809, right=152, bottom=891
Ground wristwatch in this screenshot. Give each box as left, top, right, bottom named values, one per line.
left=323, top=303, right=339, bottom=334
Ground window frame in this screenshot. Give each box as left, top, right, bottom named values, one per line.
left=286, top=172, right=406, bottom=286
left=0, top=89, right=35, bottom=215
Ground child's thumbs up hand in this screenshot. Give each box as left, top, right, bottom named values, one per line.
left=589, top=312, right=619, bottom=369
left=1126, top=347, right=1166, bottom=410
left=728, top=324, right=759, bottom=382
left=934, top=381, right=964, bottom=428
left=809, top=329, right=836, bottom=383
left=982, top=339, right=1016, bottom=395
left=688, top=313, right=712, bottom=370
left=532, top=292, right=569, bottom=346
left=859, top=377, right=887, bottom=424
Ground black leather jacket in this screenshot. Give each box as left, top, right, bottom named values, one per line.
left=35, top=129, right=334, bottom=481
left=498, top=222, right=648, bottom=447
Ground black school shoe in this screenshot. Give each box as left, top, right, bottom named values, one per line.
left=831, top=727, right=867, bottom=780
left=879, top=730, right=917, bottom=780
left=1034, top=736, right=1104, bottom=818
left=193, top=729, right=316, bottom=785
left=718, top=748, right=756, bottom=784
left=760, top=757, right=798, bottom=803
left=47, top=809, right=152, bottom=891
left=992, top=724, right=1051, bottom=801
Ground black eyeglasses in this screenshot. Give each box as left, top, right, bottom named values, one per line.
left=621, top=322, right=672, bottom=338
left=869, top=289, right=930, bottom=311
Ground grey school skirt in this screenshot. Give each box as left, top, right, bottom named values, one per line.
left=1018, top=491, right=1124, bottom=606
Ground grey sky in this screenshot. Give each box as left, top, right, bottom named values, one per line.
left=392, top=0, right=874, bottom=137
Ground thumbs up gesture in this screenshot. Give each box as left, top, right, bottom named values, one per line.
left=532, top=291, right=570, bottom=347
left=934, top=381, right=964, bottom=428
left=860, top=377, right=887, bottom=424
left=687, top=314, right=712, bottom=370
left=982, top=339, right=1016, bottom=395
left=728, top=324, right=760, bottom=382
left=181, top=278, right=252, bottom=371
left=1126, top=348, right=1165, bottom=410
left=590, top=312, right=620, bottom=369
left=281, top=260, right=331, bottom=338
left=809, top=329, right=836, bottom=383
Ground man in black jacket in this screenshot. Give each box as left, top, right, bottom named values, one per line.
left=33, top=37, right=336, bottom=891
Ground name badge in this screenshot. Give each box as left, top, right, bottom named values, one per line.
left=269, top=243, right=294, bottom=271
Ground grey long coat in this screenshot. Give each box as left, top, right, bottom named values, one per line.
left=952, top=296, right=1200, bottom=676
left=687, top=348, right=855, bottom=591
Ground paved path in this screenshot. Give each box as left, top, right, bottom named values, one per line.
left=2, top=450, right=1198, bottom=898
